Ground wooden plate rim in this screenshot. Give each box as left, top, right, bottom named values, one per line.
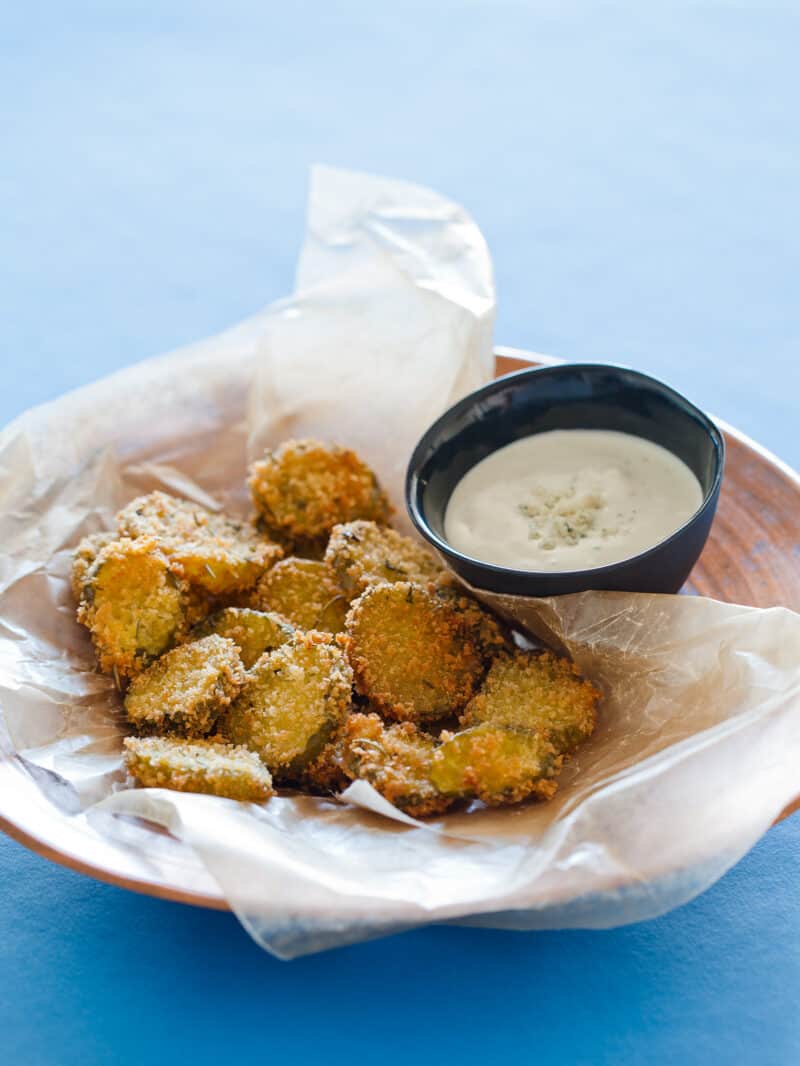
left=1, top=346, right=798, bottom=911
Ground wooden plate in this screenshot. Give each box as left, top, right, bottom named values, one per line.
left=1, top=348, right=798, bottom=910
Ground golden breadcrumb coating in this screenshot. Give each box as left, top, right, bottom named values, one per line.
left=76, top=536, right=193, bottom=683
left=124, top=736, right=273, bottom=802
left=248, top=439, right=391, bottom=545
left=431, top=724, right=562, bottom=806
left=117, top=491, right=282, bottom=596
left=222, top=631, right=352, bottom=780
left=325, top=520, right=444, bottom=596
left=460, top=650, right=600, bottom=753
left=430, top=576, right=512, bottom=657
left=250, top=557, right=350, bottom=633
left=70, top=531, right=117, bottom=602
left=124, top=634, right=245, bottom=735
left=340, top=713, right=452, bottom=817
left=345, top=582, right=486, bottom=723
left=298, top=739, right=351, bottom=795
left=190, top=607, right=294, bottom=668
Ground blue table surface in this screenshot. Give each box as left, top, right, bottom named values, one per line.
left=2, top=3, right=798, bottom=1063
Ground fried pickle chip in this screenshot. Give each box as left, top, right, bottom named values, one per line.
left=76, top=537, right=193, bottom=683
left=117, top=491, right=282, bottom=596
left=222, top=632, right=352, bottom=780
left=340, top=712, right=452, bottom=817
left=345, top=582, right=486, bottom=722
left=248, top=439, right=391, bottom=546
left=190, top=607, right=294, bottom=668
left=70, top=530, right=117, bottom=601
left=252, top=517, right=327, bottom=561
left=460, top=650, right=600, bottom=753
left=124, top=634, right=245, bottom=735
left=299, top=740, right=351, bottom=795
left=430, top=724, right=562, bottom=806
left=251, top=557, right=350, bottom=633
left=124, top=736, right=273, bottom=802
left=430, top=575, right=512, bottom=657
left=325, top=520, right=444, bottom=596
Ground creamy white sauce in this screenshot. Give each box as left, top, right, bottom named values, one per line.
left=444, top=429, right=704, bottom=572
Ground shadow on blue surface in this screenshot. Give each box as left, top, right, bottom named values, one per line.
left=3, top=816, right=799, bottom=1066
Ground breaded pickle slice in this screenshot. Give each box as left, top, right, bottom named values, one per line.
left=191, top=607, right=294, bottom=668
left=248, top=439, right=391, bottom=545
left=223, top=632, right=352, bottom=780
left=117, top=491, right=217, bottom=540
left=430, top=724, right=562, bottom=806
left=345, top=582, right=485, bottom=722
left=70, top=530, right=117, bottom=601
left=253, top=517, right=327, bottom=561
left=340, top=713, right=451, bottom=818
left=252, top=557, right=350, bottom=633
left=325, top=520, right=444, bottom=595
left=117, top=491, right=282, bottom=596
left=76, top=537, right=192, bottom=682
left=460, top=651, right=600, bottom=754
left=124, top=634, right=245, bottom=735
left=124, top=736, right=273, bottom=802
left=299, top=740, right=350, bottom=795
left=431, top=577, right=511, bottom=658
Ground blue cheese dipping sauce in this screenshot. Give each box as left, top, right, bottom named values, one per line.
left=444, top=429, right=704, bottom=572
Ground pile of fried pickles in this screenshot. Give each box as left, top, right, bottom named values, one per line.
left=71, top=440, right=600, bottom=817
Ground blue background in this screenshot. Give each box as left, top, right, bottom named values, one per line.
left=2, top=2, right=798, bottom=1063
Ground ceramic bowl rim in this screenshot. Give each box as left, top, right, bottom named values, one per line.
left=406, top=361, right=726, bottom=582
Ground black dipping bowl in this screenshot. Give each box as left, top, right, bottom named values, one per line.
left=406, top=364, right=725, bottom=596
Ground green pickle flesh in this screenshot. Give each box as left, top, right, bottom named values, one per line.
left=191, top=607, right=294, bottom=668
left=223, top=635, right=352, bottom=780
left=431, top=724, right=562, bottom=806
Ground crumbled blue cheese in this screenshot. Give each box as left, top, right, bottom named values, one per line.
left=518, top=481, right=610, bottom=549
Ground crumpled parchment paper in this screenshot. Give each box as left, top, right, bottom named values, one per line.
left=0, top=166, right=798, bottom=960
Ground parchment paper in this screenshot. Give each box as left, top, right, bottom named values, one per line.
left=1, top=166, right=798, bottom=959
